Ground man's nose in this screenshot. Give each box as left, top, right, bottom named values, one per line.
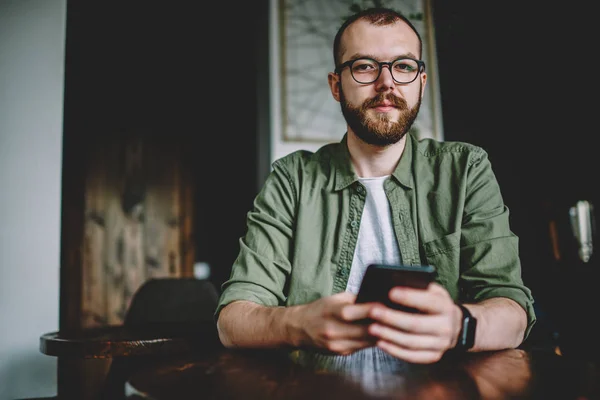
left=375, top=65, right=395, bottom=90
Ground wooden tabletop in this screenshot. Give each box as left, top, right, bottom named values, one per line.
left=39, top=322, right=219, bottom=359
left=125, top=347, right=600, bottom=400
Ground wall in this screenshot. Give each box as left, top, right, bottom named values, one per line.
left=0, top=0, right=66, bottom=398
left=268, top=0, right=333, bottom=163
left=432, top=1, right=599, bottom=346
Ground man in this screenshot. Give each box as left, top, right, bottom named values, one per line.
left=216, top=7, right=536, bottom=364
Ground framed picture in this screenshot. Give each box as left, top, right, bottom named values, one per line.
left=270, top=0, right=444, bottom=161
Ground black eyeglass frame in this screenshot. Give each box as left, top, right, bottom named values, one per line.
left=334, top=57, right=426, bottom=84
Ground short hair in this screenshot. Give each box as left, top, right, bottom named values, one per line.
left=333, top=7, right=423, bottom=68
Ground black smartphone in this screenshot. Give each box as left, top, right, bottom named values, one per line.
left=355, top=264, right=437, bottom=313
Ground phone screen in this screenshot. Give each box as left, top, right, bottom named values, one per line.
left=355, top=264, right=436, bottom=313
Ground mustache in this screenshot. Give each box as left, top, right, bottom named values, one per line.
left=363, top=93, right=408, bottom=109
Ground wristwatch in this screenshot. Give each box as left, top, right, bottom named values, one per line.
left=454, top=304, right=477, bottom=351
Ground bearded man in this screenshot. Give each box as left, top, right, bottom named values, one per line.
left=216, top=7, right=536, bottom=365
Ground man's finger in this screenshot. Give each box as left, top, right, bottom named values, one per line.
left=339, top=302, right=378, bottom=322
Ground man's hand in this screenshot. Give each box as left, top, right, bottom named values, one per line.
left=219, top=286, right=525, bottom=360
left=365, top=282, right=462, bottom=364
left=292, top=292, right=378, bottom=355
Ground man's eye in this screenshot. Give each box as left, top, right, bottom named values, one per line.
left=393, top=61, right=417, bottom=73
left=354, top=63, right=374, bottom=71
left=352, top=61, right=377, bottom=72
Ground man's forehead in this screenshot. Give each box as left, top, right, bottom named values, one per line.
left=340, top=19, right=420, bottom=58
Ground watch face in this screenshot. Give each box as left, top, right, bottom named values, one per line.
left=458, top=304, right=476, bottom=350
left=465, top=314, right=477, bottom=349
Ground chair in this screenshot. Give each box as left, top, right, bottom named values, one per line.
left=100, top=277, right=221, bottom=399
left=123, top=277, right=219, bottom=330
left=40, top=277, right=221, bottom=399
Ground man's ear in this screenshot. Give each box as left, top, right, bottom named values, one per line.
left=328, top=72, right=341, bottom=102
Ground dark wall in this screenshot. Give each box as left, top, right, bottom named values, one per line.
left=189, top=2, right=269, bottom=292
left=432, top=1, right=599, bottom=343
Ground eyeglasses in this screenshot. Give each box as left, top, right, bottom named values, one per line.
left=335, top=57, right=426, bottom=84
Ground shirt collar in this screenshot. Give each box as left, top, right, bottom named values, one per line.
left=332, top=133, right=357, bottom=191
left=332, top=132, right=415, bottom=191
left=391, top=133, right=415, bottom=190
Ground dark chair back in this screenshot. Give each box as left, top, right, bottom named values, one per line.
left=124, top=277, right=219, bottom=330
left=102, top=277, right=221, bottom=400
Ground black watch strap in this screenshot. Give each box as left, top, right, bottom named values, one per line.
left=454, top=304, right=477, bottom=351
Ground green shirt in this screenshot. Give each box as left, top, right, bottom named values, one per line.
left=216, top=133, right=536, bottom=338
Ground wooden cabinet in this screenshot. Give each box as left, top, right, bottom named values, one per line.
left=61, top=132, right=195, bottom=329
left=59, top=1, right=266, bottom=331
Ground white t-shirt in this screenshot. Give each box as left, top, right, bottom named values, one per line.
left=346, top=175, right=401, bottom=294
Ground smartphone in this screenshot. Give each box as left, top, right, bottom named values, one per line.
left=355, top=264, right=437, bottom=313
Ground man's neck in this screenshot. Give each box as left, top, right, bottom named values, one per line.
left=347, top=131, right=407, bottom=178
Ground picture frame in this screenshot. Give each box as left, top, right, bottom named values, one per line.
left=269, top=0, right=444, bottom=161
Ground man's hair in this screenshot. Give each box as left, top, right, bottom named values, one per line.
left=333, top=7, right=423, bottom=68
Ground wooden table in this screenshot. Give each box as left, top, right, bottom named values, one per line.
left=124, top=346, right=600, bottom=399
left=39, top=323, right=220, bottom=399
left=40, top=324, right=218, bottom=358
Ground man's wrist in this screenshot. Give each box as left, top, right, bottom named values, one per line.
left=280, top=304, right=305, bottom=347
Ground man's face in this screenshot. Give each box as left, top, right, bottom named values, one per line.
left=329, top=19, right=427, bottom=146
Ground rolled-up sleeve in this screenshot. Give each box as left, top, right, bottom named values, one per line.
left=460, top=150, right=537, bottom=338
left=215, top=162, right=297, bottom=321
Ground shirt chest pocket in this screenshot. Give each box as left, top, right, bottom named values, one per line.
left=422, top=231, right=460, bottom=258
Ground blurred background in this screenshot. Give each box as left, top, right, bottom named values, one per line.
left=1, top=0, right=597, bottom=398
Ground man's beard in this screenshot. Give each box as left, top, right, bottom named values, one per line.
left=339, top=85, right=421, bottom=147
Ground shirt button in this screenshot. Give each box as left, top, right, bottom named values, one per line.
left=357, top=186, right=364, bottom=194
left=350, top=220, right=358, bottom=228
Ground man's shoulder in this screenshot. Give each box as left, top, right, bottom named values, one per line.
left=272, top=142, right=339, bottom=172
